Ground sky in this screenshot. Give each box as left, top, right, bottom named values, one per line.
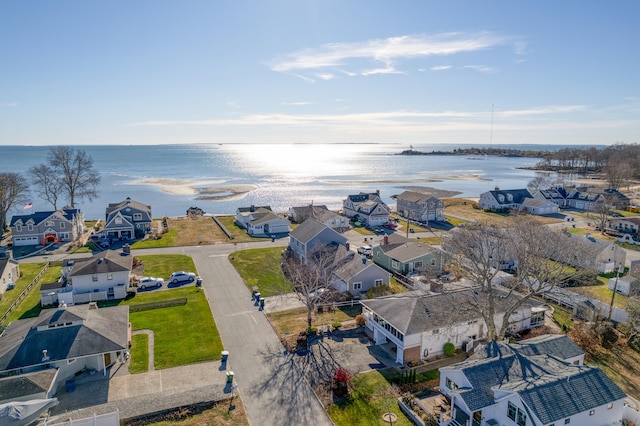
left=1, top=1, right=639, bottom=146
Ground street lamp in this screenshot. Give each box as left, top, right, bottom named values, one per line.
left=608, top=263, right=625, bottom=321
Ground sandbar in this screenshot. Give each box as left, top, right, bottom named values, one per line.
left=131, top=178, right=257, bottom=200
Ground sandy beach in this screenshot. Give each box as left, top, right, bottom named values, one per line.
left=132, top=178, right=258, bottom=200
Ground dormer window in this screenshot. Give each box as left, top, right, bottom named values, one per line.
left=498, top=194, right=505, bottom=202
left=506, top=194, right=513, bottom=202
left=16, top=225, right=22, bottom=232
left=27, top=224, right=33, bottom=231
left=133, top=213, right=142, bottom=220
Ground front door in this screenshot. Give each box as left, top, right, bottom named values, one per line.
left=104, top=353, right=111, bottom=366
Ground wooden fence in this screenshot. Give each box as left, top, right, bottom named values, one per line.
left=0, top=263, right=50, bottom=325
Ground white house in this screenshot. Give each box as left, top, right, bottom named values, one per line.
left=563, top=232, right=626, bottom=274
left=607, top=217, right=640, bottom=235
left=40, top=250, right=132, bottom=306
left=438, top=337, right=626, bottom=426
left=0, top=304, right=130, bottom=394
left=0, top=255, right=19, bottom=295
left=478, top=188, right=532, bottom=211
left=360, top=289, right=545, bottom=365
left=236, top=205, right=290, bottom=236
left=521, top=197, right=559, bottom=215
left=342, top=191, right=390, bottom=227
left=288, top=205, right=350, bottom=231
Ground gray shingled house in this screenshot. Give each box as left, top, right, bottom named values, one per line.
left=103, top=197, right=152, bottom=240
left=288, top=218, right=348, bottom=263
left=396, top=190, right=445, bottom=222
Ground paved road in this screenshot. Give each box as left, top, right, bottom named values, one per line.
left=190, top=246, right=333, bottom=426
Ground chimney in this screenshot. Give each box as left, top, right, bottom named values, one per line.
left=345, top=241, right=350, bottom=251
left=58, top=302, right=67, bottom=310
left=383, top=235, right=389, bottom=245
left=42, top=350, right=49, bottom=362
left=376, top=189, right=380, bottom=196
left=495, top=186, right=500, bottom=191
left=126, top=197, right=131, bottom=203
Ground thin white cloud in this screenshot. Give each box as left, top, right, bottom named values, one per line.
left=227, top=101, right=242, bottom=109
left=361, top=66, right=404, bottom=76
left=461, top=64, right=494, bottom=73
left=282, top=101, right=312, bottom=106
left=0, top=102, right=18, bottom=107
left=431, top=65, right=452, bottom=71
left=497, top=105, right=587, bottom=117
left=269, top=32, right=514, bottom=80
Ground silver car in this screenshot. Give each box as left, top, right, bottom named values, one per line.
left=138, top=276, right=164, bottom=290
left=170, top=271, right=196, bottom=284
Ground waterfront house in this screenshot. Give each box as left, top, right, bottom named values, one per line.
left=360, top=289, right=544, bottom=364
left=289, top=218, right=347, bottom=262
left=103, top=197, right=152, bottom=240
left=372, top=234, right=443, bottom=277
left=532, top=187, right=570, bottom=207
left=40, top=249, right=132, bottom=306
left=478, top=188, right=532, bottom=212
left=396, top=191, right=445, bottom=222
left=236, top=205, right=290, bottom=236
left=0, top=303, right=130, bottom=394
left=10, top=209, right=85, bottom=247
left=342, top=191, right=390, bottom=227
left=0, top=255, right=19, bottom=295
left=288, top=204, right=350, bottom=231
left=331, top=255, right=390, bottom=297
left=438, top=337, right=626, bottom=426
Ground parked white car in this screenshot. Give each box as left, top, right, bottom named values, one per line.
left=138, top=276, right=164, bottom=290
left=170, top=271, right=196, bottom=284
left=357, top=246, right=373, bottom=257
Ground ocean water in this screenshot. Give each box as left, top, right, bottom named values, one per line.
left=0, top=143, right=554, bottom=219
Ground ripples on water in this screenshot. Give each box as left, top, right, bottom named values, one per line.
left=0, top=143, right=545, bottom=218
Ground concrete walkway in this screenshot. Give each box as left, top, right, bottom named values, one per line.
left=132, top=329, right=155, bottom=371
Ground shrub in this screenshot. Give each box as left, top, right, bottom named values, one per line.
left=366, top=285, right=393, bottom=299
left=332, top=320, right=342, bottom=330
left=355, top=314, right=366, bottom=327
left=307, top=326, right=318, bottom=335
left=443, top=342, right=455, bottom=357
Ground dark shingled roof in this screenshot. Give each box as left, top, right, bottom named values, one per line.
left=290, top=218, right=340, bottom=244
left=106, top=198, right=151, bottom=215
left=10, top=209, right=81, bottom=226
left=511, top=334, right=583, bottom=360
left=69, top=249, right=132, bottom=277
left=0, top=369, right=58, bottom=402
left=360, top=289, right=541, bottom=336
left=487, top=189, right=532, bottom=205
left=444, top=339, right=626, bottom=423
left=0, top=304, right=129, bottom=372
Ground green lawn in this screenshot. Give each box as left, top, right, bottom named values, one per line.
left=228, top=247, right=292, bottom=296
left=1, top=263, right=62, bottom=325
left=326, top=370, right=412, bottom=426
left=217, top=216, right=265, bottom=242
left=445, top=216, right=469, bottom=227
left=103, top=287, right=223, bottom=369
left=129, top=333, right=149, bottom=374
left=131, top=233, right=176, bottom=249
left=136, top=254, right=197, bottom=280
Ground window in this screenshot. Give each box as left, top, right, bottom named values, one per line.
left=45, top=220, right=54, bottom=226
left=60, top=222, right=65, bottom=228
left=431, top=259, right=436, bottom=266
left=374, top=279, right=383, bottom=287
left=608, top=403, right=614, bottom=410
left=507, top=402, right=517, bottom=421
left=67, top=358, right=76, bottom=365
left=107, top=273, right=113, bottom=280
left=16, top=225, right=22, bottom=232
left=517, top=409, right=527, bottom=426
left=133, top=213, right=142, bottom=220
left=376, top=252, right=380, bottom=259
left=573, top=360, right=580, bottom=365
left=432, top=329, right=439, bottom=334
left=589, top=410, right=595, bottom=416
left=564, top=419, right=570, bottom=424
left=353, top=282, right=362, bottom=290
left=391, top=260, right=399, bottom=269
left=446, top=377, right=458, bottom=390
left=414, top=261, right=423, bottom=269
left=92, top=274, right=98, bottom=282
left=27, top=224, right=33, bottom=231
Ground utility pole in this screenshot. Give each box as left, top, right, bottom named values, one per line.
left=608, top=263, right=625, bottom=321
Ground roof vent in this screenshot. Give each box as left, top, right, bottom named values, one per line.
left=58, top=302, right=67, bottom=310
left=42, top=350, right=50, bottom=362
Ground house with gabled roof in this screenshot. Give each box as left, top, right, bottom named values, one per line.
left=288, top=204, right=350, bottom=231
left=373, top=233, right=443, bottom=276
left=236, top=205, right=290, bottom=236
left=562, top=231, right=626, bottom=274
left=40, top=249, right=133, bottom=306
left=331, top=254, right=390, bottom=297
left=438, top=337, right=626, bottom=426
left=478, top=188, right=532, bottom=212
left=342, top=191, right=390, bottom=226
left=10, top=209, right=85, bottom=247
left=289, top=218, right=347, bottom=262
left=103, top=197, right=152, bottom=240
left=532, top=187, right=570, bottom=207
left=607, top=216, right=640, bottom=236
left=0, top=255, right=19, bottom=295
left=0, top=303, right=130, bottom=393
left=396, top=191, right=445, bottom=222
left=360, top=289, right=544, bottom=364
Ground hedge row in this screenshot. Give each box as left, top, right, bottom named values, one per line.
left=129, top=298, right=188, bottom=312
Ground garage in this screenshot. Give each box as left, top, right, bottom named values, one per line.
left=13, top=236, right=40, bottom=247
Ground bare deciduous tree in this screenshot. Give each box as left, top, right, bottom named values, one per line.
left=29, top=164, right=64, bottom=210
left=442, top=217, right=598, bottom=341
left=281, top=244, right=348, bottom=330
left=0, top=172, right=30, bottom=233
left=46, top=146, right=100, bottom=207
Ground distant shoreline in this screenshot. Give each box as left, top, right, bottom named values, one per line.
left=397, top=147, right=551, bottom=159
